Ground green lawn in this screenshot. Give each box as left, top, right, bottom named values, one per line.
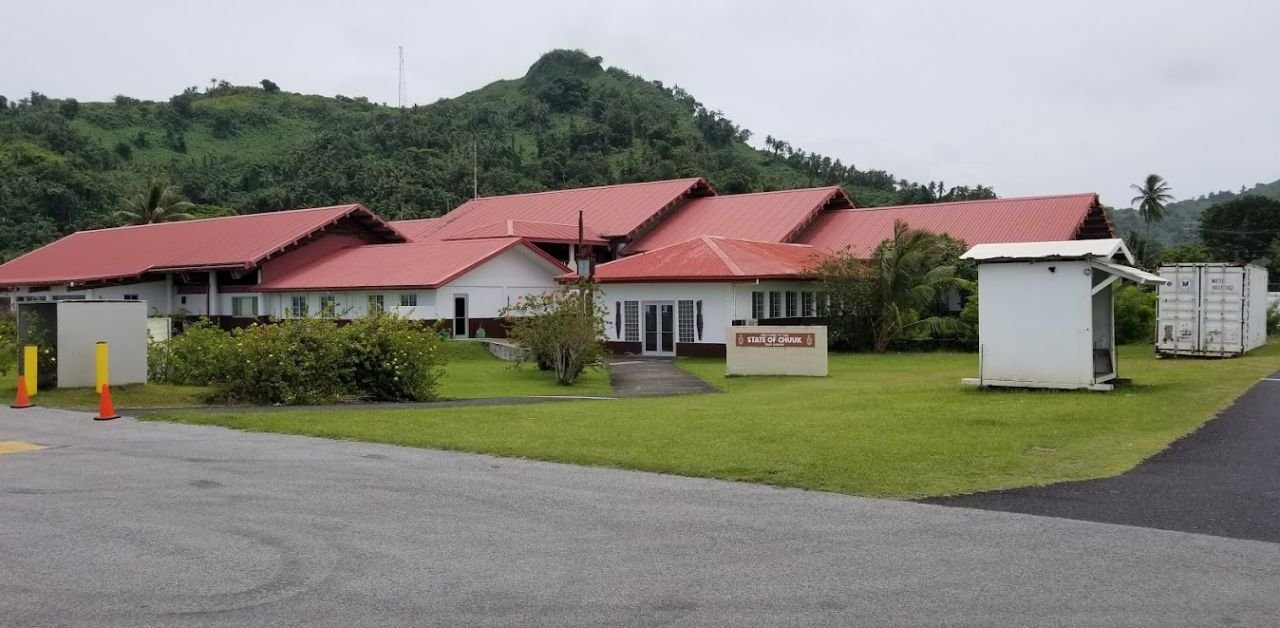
left=0, top=341, right=610, bottom=411
left=144, top=342, right=1280, bottom=498
left=436, top=342, right=612, bottom=399
left=0, top=379, right=212, bottom=411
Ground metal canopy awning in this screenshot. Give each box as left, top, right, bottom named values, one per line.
left=1090, top=260, right=1169, bottom=286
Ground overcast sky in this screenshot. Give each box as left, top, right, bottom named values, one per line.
left=4, top=0, right=1278, bottom=206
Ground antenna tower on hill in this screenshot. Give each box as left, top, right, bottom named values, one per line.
left=397, top=46, right=407, bottom=108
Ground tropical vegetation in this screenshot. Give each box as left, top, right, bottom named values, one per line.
left=0, top=49, right=996, bottom=260
left=501, top=282, right=608, bottom=385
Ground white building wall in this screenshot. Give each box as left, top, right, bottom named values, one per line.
left=437, top=247, right=565, bottom=320
left=10, top=280, right=173, bottom=315
left=599, top=280, right=823, bottom=346
left=976, top=260, right=1095, bottom=386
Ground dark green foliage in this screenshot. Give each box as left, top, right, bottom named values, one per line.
left=149, top=317, right=446, bottom=404
left=813, top=222, right=965, bottom=352
left=260, top=79, right=280, bottom=93
left=0, top=49, right=994, bottom=259
left=1198, top=195, right=1280, bottom=264
left=59, top=98, right=79, bottom=120
left=1159, top=243, right=1213, bottom=264
left=1114, top=285, right=1157, bottom=345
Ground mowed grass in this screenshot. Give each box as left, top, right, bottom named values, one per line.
left=437, top=342, right=612, bottom=399
left=144, top=342, right=1279, bottom=498
left=0, top=341, right=609, bottom=411
left=0, top=380, right=211, bottom=412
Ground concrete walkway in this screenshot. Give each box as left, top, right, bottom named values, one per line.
left=927, top=371, right=1280, bottom=543
left=2, top=407, right=1279, bottom=626
left=607, top=358, right=718, bottom=397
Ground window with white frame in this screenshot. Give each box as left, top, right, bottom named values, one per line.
left=802, top=291, right=816, bottom=317
left=288, top=295, right=308, bottom=318
left=768, top=292, right=782, bottom=318
left=231, top=296, right=258, bottom=317
left=368, top=294, right=385, bottom=315
left=319, top=295, right=336, bottom=318
left=123, top=294, right=140, bottom=301
left=751, top=291, right=764, bottom=320
left=785, top=291, right=798, bottom=317
left=399, top=293, right=417, bottom=307
left=623, top=301, right=639, bottom=342
left=677, top=300, right=695, bottom=343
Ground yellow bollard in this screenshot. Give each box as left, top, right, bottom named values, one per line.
left=22, top=345, right=37, bottom=397
left=95, top=342, right=109, bottom=393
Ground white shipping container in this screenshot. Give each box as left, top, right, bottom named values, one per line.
left=1156, top=263, right=1269, bottom=357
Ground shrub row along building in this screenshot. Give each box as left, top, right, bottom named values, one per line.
left=0, top=178, right=1114, bottom=356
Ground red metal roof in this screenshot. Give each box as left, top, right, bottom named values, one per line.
left=580, top=237, right=821, bottom=283
left=797, top=193, right=1105, bottom=257
left=417, top=178, right=713, bottom=243
left=627, top=186, right=852, bottom=253
left=390, top=217, right=446, bottom=241
left=0, top=205, right=405, bottom=287
left=444, top=220, right=608, bottom=245
left=258, top=238, right=569, bottom=291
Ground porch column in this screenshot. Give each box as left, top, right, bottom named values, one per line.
left=208, top=271, right=219, bottom=316
left=568, top=244, right=577, bottom=266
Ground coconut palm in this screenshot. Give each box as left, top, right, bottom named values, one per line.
left=1129, top=174, right=1174, bottom=239
left=114, top=178, right=195, bottom=225
left=868, top=220, right=962, bottom=352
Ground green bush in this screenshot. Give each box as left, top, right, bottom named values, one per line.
left=149, top=316, right=446, bottom=404
left=1114, top=285, right=1157, bottom=345
left=1268, top=302, right=1279, bottom=334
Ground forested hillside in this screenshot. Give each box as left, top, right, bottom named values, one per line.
left=0, top=49, right=995, bottom=259
left=1110, top=178, right=1280, bottom=246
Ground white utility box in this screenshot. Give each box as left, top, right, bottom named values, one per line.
left=1156, top=263, right=1268, bottom=357
left=960, top=239, right=1169, bottom=391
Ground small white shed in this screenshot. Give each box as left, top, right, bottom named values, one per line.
left=960, top=239, right=1168, bottom=391
left=16, top=300, right=148, bottom=389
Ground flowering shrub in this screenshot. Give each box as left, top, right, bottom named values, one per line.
left=149, top=316, right=446, bottom=404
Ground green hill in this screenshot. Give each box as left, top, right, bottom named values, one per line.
left=1110, top=178, right=1280, bottom=246
left=0, top=49, right=995, bottom=259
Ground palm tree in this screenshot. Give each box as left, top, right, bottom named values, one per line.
left=114, top=178, right=195, bottom=225
left=1130, top=174, right=1174, bottom=239
left=868, top=220, right=961, bottom=352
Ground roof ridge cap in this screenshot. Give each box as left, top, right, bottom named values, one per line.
left=703, top=236, right=744, bottom=275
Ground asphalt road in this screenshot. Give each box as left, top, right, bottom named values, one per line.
left=2, top=408, right=1278, bottom=627
left=927, top=372, right=1280, bottom=543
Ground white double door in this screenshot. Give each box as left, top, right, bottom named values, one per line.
left=641, top=301, right=675, bottom=356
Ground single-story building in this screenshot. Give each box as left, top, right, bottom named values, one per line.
left=0, top=178, right=1117, bottom=349
left=571, top=236, right=825, bottom=356
left=253, top=238, right=568, bottom=337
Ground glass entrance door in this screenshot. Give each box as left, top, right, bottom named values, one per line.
left=642, top=302, right=675, bottom=356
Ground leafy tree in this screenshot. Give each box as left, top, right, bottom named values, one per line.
left=1198, top=195, right=1280, bottom=263
left=114, top=178, right=196, bottom=225
left=501, top=282, right=607, bottom=385
left=260, top=79, right=281, bottom=93
left=813, top=221, right=963, bottom=352
left=1114, top=285, right=1156, bottom=345
left=1130, top=174, right=1174, bottom=238
left=1123, top=230, right=1162, bottom=270
left=1159, top=243, right=1213, bottom=264
left=59, top=98, right=79, bottom=119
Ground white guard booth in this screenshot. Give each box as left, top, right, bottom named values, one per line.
left=16, top=300, right=148, bottom=388
left=960, top=239, right=1169, bottom=392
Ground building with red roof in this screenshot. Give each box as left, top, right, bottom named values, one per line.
left=0, top=176, right=1114, bottom=346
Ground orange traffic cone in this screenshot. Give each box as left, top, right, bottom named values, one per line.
left=95, top=385, right=120, bottom=421
left=10, top=375, right=33, bottom=409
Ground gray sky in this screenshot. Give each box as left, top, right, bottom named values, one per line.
left=4, top=0, right=1278, bottom=207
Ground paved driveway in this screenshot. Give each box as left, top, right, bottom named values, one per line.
left=1, top=408, right=1278, bottom=627
left=928, top=372, right=1280, bottom=543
